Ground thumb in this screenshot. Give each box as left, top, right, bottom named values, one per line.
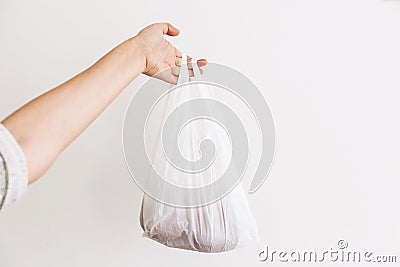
left=160, top=23, right=180, bottom=36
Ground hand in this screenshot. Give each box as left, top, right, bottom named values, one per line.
left=134, top=23, right=207, bottom=84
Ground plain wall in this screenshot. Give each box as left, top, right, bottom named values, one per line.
left=1, top=0, right=400, bottom=266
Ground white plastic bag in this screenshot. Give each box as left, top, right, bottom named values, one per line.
left=139, top=55, right=258, bottom=253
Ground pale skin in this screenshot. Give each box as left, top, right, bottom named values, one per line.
left=1, top=23, right=206, bottom=184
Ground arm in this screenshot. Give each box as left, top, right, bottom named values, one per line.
left=1, top=23, right=205, bottom=184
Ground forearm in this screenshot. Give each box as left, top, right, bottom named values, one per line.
left=2, top=37, right=145, bottom=184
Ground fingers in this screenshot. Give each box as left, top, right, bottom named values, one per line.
left=172, top=57, right=205, bottom=78
left=159, top=22, right=180, bottom=36
left=171, top=68, right=203, bottom=79
left=172, top=48, right=208, bottom=79
left=196, top=59, right=207, bottom=68
left=171, top=65, right=180, bottom=77
left=174, top=47, right=182, bottom=58
left=175, top=56, right=207, bottom=68
left=165, top=74, right=179, bottom=85
left=175, top=56, right=181, bottom=66
left=186, top=57, right=206, bottom=76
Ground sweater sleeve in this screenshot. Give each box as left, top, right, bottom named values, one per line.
left=0, top=124, right=28, bottom=210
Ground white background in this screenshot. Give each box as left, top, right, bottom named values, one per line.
left=1, top=0, right=400, bottom=266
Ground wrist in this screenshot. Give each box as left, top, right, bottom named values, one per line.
left=126, top=36, right=147, bottom=74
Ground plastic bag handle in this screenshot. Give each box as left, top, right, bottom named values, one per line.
left=177, top=54, right=202, bottom=84
left=191, top=58, right=202, bottom=80
left=177, top=54, right=189, bottom=85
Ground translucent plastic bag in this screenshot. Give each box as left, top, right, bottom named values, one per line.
left=139, top=55, right=258, bottom=253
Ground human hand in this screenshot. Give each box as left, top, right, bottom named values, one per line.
left=133, top=23, right=207, bottom=84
